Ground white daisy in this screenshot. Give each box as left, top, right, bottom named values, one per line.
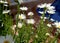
left=37, top=3, right=55, bottom=14
left=0, top=35, right=14, bottom=43
left=20, top=7, right=28, bottom=11
left=47, top=24, right=52, bottom=27
left=27, top=19, right=35, bottom=24
left=18, top=22, right=23, bottom=28
left=3, top=10, right=10, bottom=14
left=28, top=12, right=34, bottom=16
left=53, top=21, right=60, bottom=28
left=19, top=14, right=26, bottom=20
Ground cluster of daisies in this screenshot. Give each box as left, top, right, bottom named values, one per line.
left=37, top=3, right=60, bottom=36
left=11, top=6, right=35, bottom=36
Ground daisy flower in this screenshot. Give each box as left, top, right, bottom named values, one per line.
left=18, top=14, right=26, bottom=20
left=28, top=12, right=34, bottom=16
left=53, top=21, right=60, bottom=28
left=20, top=7, right=28, bottom=11
left=47, top=23, right=52, bottom=27
left=3, top=10, right=10, bottom=14
left=27, top=19, right=35, bottom=24
left=0, top=35, right=14, bottom=43
left=37, top=3, right=55, bottom=14
left=18, top=22, right=23, bottom=28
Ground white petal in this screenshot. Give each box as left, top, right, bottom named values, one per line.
left=0, top=36, right=5, bottom=43
left=28, top=12, right=34, bottom=16
left=18, top=22, right=23, bottom=28
left=20, top=7, right=28, bottom=11
left=48, top=6, right=55, bottom=10
left=3, top=10, right=10, bottom=14
left=27, top=19, right=35, bottom=24
left=37, top=3, right=47, bottom=8
left=5, top=35, right=14, bottom=43
left=47, top=10, right=55, bottom=14
left=46, top=3, right=52, bottom=7
left=38, top=11, right=44, bottom=14
left=47, top=24, right=52, bottom=27
left=19, top=14, right=26, bottom=19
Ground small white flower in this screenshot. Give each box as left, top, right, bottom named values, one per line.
left=0, top=0, right=4, bottom=3
left=3, top=10, right=10, bottom=14
left=27, top=19, right=35, bottom=24
left=50, top=18, right=55, bottom=22
left=28, top=12, right=34, bottom=16
left=37, top=3, right=55, bottom=14
left=18, top=22, right=23, bottom=28
left=53, top=22, right=60, bottom=28
left=46, top=33, right=50, bottom=36
left=47, top=24, right=52, bottom=27
left=0, top=35, right=14, bottom=43
left=11, top=25, right=16, bottom=30
left=20, top=7, right=28, bottom=11
left=19, top=14, right=26, bottom=20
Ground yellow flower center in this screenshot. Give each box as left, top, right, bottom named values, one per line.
left=4, top=40, right=10, bottom=43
